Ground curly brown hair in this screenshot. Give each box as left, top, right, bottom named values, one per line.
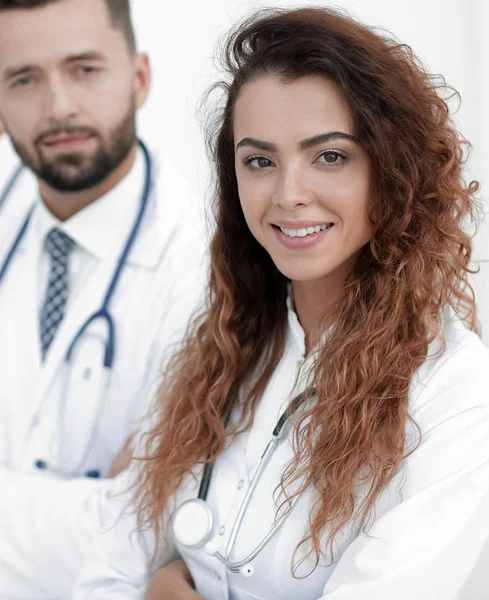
left=135, top=7, right=479, bottom=571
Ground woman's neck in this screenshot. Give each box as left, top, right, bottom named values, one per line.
left=291, top=272, right=346, bottom=354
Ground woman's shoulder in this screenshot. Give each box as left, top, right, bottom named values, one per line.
left=428, top=318, right=488, bottom=375
left=409, top=318, right=489, bottom=427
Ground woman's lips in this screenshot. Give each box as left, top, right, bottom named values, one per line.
left=273, top=223, right=334, bottom=250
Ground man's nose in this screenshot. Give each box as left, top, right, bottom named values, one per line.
left=43, top=73, right=79, bottom=123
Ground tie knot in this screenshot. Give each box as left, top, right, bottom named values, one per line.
left=45, top=228, right=74, bottom=260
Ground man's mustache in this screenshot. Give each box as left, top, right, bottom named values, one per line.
left=35, top=126, right=99, bottom=145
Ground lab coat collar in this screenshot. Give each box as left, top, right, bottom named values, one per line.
left=32, top=143, right=165, bottom=270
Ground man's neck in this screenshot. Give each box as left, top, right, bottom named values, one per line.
left=37, top=142, right=138, bottom=222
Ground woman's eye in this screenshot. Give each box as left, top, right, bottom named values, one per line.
left=244, top=156, right=274, bottom=170
left=317, top=151, right=345, bottom=165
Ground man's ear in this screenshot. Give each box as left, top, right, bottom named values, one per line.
left=134, top=52, right=151, bottom=111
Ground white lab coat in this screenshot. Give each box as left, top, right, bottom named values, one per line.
left=0, top=145, right=207, bottom=599
left=73, top=301, right=489, bottom=600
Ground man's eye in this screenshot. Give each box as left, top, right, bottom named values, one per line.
left=13, top=76, right=32, bottom=87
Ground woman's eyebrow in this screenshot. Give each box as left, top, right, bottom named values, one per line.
left=235, top=131, right=359, bottom=153
left=235, top=137, right=277, bottom=152
left=300, top=131, right=359, bottom=149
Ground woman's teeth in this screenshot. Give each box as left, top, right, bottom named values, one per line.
left=279, top=223, right=333, bottom=238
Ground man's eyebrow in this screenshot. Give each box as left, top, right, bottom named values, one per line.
left=2, top=52, right=107, bottom=82
left=235, top=137, right=277, bottom=152
left=3, top=65, right=35, bottom=82
left=300, top=131, right=360, bottom=149
left=64, top=51, right=107, bottom=63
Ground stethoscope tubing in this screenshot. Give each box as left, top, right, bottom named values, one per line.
left=218, top=495, right=301, bottom=574
left=179, top=389, right=314, bottom=575
left=67, top=139, right=152, bottom=369
left=0, top=163, right=23, bottom=211
left=225, top=436, right=279, bottom=558
left=0, top=203, right=35, bottom=284
left=210, top=433, right=301, bottom=574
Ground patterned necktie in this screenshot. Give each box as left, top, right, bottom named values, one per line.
left=39, top=228, right=74, bottom=360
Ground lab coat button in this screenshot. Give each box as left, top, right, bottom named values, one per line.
left=219, top=526, right=225, bottom=535
left=214, top=569, right=222, bottom=581
left=237, top=479, right=244, bottom=489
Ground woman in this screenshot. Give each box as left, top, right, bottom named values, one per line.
left=74, top=7, right=489, bottom=600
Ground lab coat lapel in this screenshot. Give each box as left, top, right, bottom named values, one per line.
left=23, top=148, right=183, bottom=437
left=2, top=228, right=42, bottom=463
left=30, top=258, right=114, bottom=412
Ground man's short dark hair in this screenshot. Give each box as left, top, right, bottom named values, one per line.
left=0, top=0, right=136, bottom=52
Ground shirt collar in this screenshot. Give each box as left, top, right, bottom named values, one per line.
left=33, top=145, right=150, bottom=267
left=66, top=146, right=147, bottom=264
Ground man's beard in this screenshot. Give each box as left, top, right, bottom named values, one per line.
left=10, top=105, right=136, bottom=193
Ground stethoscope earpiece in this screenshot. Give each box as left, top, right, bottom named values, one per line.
left=204, top=541, right=219, bottom=556
left=239, top=564, right=254, bottom=578
left=203, top=541, right=254, bottom=577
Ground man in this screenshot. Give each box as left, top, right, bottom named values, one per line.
left=0, top=0, right=205, bottom=597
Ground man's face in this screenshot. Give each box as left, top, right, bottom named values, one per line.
left=0, top=0, right=150, bottom=192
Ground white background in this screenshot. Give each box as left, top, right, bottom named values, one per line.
left=0, top=1, right=488, bottom=597
left=1, top=0, right=488, bottom=332
left=5, top=0, right=488, bottom=338
left=131, top=0, right=489, bottom=341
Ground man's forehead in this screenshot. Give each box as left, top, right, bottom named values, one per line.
left=0, top=0, right=110, bottom=25
left=0, top=1, right=122, bottom=69
left=0, top=0, right=113, bottom=51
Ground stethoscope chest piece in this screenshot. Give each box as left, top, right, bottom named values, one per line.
left=173, top=498, right=214, bottom=548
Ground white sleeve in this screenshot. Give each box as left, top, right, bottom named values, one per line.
left=319, top=342, right=489, bottom=600
left=73, top=459, right=177, bottom=599
left=71, top=247, right=205, bottom=599
left=0, top=465, right=107, bottom=599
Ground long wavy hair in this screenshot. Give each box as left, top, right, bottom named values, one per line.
left=135, top=7, right=479, bottom=570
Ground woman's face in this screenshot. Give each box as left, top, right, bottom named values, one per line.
left=234, top=74, right=372, bottom=286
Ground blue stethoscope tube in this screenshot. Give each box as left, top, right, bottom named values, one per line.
left=0, top=163, right=22, bottom=212
left=0, top=140, right=153, bottom=477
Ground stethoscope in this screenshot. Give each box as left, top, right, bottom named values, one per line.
left=0, top=140, right=153, bottom=478
left=172, top=389, right=312, bottom=578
